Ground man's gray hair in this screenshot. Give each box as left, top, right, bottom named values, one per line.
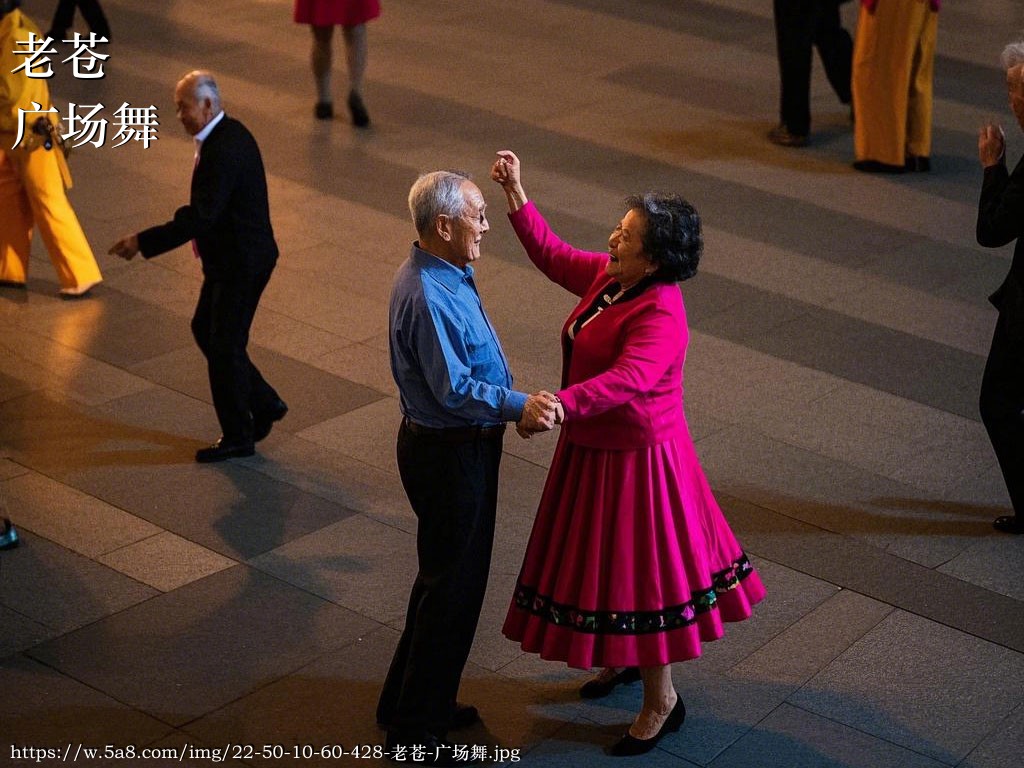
left=1001, top=40, right=1024, bottom=70
left=408, top=170, right=471, bottom=236
left=183, top=70, right=222, bottom=111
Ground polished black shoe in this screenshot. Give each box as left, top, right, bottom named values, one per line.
left=607, top=697, right=686, bottom=757
left=993, top=515, right=1024, bottom=534
left=384, top=732, right=482, bottom=766
left=348, top=90, right=370, bottom=128
left=0, top=518, right=20, bottom=551
left=377, top=701, right=480, bottom=730
left=195, top=437, right=255, bottom=463
left=580, top=667, right=641, bottom=699
left=314, top=101, right=334, bottom=120
left=253, top=399, right=288, bottom=442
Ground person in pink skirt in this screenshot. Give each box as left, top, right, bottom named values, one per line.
left=491, top=150, right=766, bottom=757
left=293, top=0, right=380, bottom=125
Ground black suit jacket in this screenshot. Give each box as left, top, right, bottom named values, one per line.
left=138, top=115, right=278, bottom=280
left=978, top=155, right=1024, bottom=339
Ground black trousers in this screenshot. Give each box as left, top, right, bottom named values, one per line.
left=49, top=0, right=111, bottom=38
left=980, top=312, right=1024, bottom=517
left=377, top=421, right=504, bottom=739
left=191, top=270, right=279, bottom=442
left=773, top=0, right=852, bottom=136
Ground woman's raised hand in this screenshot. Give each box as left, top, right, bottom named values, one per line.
left=491, top=150, right=528, bottom=212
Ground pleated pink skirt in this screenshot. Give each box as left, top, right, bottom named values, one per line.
left=503, top=432, right=766, bottom=669
left=293, top=0, right=380, bottom=27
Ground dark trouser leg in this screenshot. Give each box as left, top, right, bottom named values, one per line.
left=774, top=0, right=815, bottom=136
left=378, top=423, right=502, bottom=739
left=77, top=0, right=111, bottom=38
left=814, top=0, right=853, bottom=105
left=191, top=271, right=278, bottom=441
left=49, top=0, right=77, bottom=34
left=980, top=315, right=1024, bottom=516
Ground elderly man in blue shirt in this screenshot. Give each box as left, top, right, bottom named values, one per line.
left=377, top=169, right=557, bottom=764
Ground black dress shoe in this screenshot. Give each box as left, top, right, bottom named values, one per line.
left=993, top=515, right=1024, bottom=534
left=580, top=667, right=641, bottom=699
left=0, top=518, right=20, bottom=551
left=607, top=697, right=686, bottom=757
left=384, top=732, right=482, bottom=766
left=314, top=101, right=333, bottom=120
left=253, top=399, right=288, bottom=442
left=377, top=701, right=479, bottom=730
left=195, top=437, right=255, bottom=463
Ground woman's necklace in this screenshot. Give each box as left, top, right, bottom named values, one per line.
left=573, top=285, right=629, bottom=336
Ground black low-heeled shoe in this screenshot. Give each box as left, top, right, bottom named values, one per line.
left=607, top=697, right=686, bottom=757
left=579, top=667, right=641, bottom=699
left=347, top=91, right=370, bottom=128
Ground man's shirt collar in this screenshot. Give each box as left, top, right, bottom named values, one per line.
left=195, top=110, right=226, bottom=146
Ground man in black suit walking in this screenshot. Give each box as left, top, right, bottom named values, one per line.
left=977, top=41, right=1024, bottom=534
left=110, top=70, right=287, bottom=463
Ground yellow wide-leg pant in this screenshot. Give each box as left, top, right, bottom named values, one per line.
left=852, top=0, right=938, bottom=166
left=0, top=146, right=102, bottom=291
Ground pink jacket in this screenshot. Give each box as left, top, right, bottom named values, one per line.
left=509, top=202, right=689, bottom=450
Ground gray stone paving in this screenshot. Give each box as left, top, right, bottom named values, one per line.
left=2, top=1, right=1024, bottom=766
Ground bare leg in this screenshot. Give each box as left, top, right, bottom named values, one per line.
left=629, top=665, right=677, bottom=739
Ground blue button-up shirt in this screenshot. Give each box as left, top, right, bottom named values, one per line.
left=389, top=244, right=527, bottom=428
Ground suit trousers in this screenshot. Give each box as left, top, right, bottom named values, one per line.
left=49, top=0, right=111, bottom=37
left=853, top=0, right=937, bottom=165
left=191, top=269, right=279, bottom=442
left=773, top=0, right=852, bottom=136
left=980, top=312, right=1024, bottom=517
left=0, top=146, right=102, bottom=290
left=377, top=421, right=503, bottom=738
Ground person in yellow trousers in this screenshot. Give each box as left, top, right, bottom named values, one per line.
left=0, top=0, right=101, bottom=297
left=852, top=0, right=939, bottom=174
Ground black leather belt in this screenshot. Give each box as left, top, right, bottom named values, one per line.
left=402, top=417, right=506, bottom=442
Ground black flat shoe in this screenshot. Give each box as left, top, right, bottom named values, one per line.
left=580, top=667, right=641, bottom=699
left=195, top=437, right=255, bottom=463
left=253, top=399, right=288, bottom=442
left=0, top=518, right=20, bottom=551
left=348, top=91, right=370, bottom=128
left=607, top=698, right=686, bottom=757
left=993, top=515, right=1024, bottom=534
left=314, top=101, right=334, bottom=120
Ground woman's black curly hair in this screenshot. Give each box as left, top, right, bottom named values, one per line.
left=625, top=193, right=703, bottom=283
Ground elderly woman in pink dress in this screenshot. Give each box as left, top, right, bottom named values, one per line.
left=492, top=151, right=766, bottom=757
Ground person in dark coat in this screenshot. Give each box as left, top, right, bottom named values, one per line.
left=976, top=40, right=1024, bottom=533
left=109, top=71, right=287, bottom=463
